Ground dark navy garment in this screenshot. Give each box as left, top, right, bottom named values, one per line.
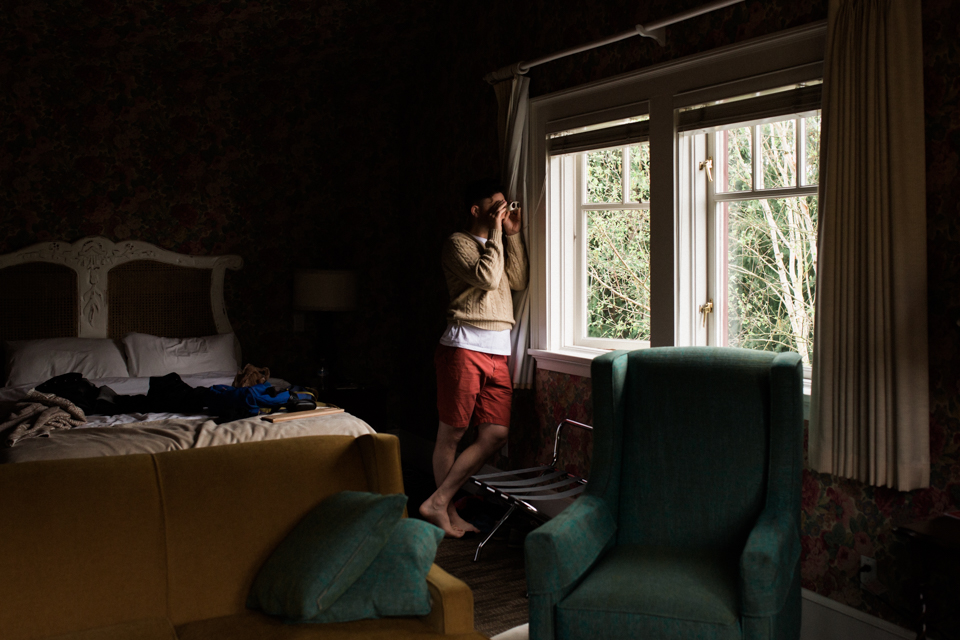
left=34, top=373, right=291, bottom=423
left=35, top=372, right=213, bottom=416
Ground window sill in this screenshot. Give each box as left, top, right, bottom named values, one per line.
left=529, top=347, right=812, bottom=420
left=528, top=347, right=605, bottom=378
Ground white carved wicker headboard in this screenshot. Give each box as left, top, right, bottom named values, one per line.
left=0, top=237, right=243, bottom=342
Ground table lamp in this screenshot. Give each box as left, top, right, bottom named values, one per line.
left=293, top=269, right=357, bottom=389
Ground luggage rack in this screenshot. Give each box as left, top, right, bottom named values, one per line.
left=468, top=418, right=592, bottom=561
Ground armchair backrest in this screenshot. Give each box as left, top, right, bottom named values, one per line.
left=590, top=347, right=803, bottom=553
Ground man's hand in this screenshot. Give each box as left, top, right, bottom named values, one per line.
left=503, top=204, right=522, bottom=236
left=487, top=199, right=508, bottom=231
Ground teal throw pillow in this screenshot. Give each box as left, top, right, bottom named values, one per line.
left=309, top=518, right=445, bottom=623
left=246, top=490, right=407, bottom=622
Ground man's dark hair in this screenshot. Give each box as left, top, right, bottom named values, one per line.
left=462, top=177, right=505, bottom=210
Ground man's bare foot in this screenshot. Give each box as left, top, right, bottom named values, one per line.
left=448, top=505, right=480, bottom=534
left=419, top=497, right=464, bottom=538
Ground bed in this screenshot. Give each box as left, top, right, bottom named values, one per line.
left=0, top=236, right=374, bottom=464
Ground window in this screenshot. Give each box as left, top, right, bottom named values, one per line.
left=681, top=108, right=821, bottom=369
left=584, top=143, right=651, bottom=346
left=551, top=122, right=652, bottom=350
left=527, top=23, right=827, bottom=378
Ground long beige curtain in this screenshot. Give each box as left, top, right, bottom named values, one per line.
left=810, top=0, right=929, bottom=491
left=492, top=73, right=536, bottom=389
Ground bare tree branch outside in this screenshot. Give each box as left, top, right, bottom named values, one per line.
left=723, top=116, right=819, bottom=364
left=580, top=114, right=819, bottom=362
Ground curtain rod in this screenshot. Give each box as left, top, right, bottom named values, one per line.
left=485, top=0, right=745, bottom=83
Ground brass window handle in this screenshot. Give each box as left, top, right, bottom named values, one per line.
left=699, top=157, right=714, bottom=182
left=699, top=299, right=714, bottom=328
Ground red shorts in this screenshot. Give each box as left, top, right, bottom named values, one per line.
left=435, top=344, right=512, bottom=429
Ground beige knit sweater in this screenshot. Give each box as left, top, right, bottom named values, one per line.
left=441, top=228, right=529, bottom=332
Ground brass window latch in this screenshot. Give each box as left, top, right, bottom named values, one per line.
left=699, top=157, right=714, bottom=182
left=699, top=299, right=714, bottom=327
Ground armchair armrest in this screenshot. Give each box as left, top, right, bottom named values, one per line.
left=420, top=563, right=475, bottom=635
left=740, top=510, right=801, bottom=617
left=525, top=495, right=616, bottom=640
left=525, top=494, right=616, bottom=595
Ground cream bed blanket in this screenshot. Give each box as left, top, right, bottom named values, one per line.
left=0, top=411, right=376, bottom=464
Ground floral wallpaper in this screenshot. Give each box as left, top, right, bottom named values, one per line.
left=2, top=0, right=958, bottom=628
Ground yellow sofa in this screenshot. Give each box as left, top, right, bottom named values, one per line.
left=0, top=434, right=488, bottom=640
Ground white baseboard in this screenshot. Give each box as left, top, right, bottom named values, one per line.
left=491, top=623, right=528, bottom=640
left=801, top=588, right=914, bottom=640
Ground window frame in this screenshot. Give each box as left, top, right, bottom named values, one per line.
left=553, top=142, right=653, bottom=352
left=526, top=21, right=827, bottom=379
left=695, top=113, right=821, bottom=360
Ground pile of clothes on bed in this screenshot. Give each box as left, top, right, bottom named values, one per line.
left=1, top=364, right=314, bottom=448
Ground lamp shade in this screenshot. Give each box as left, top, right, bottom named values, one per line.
left=293, top=269, right=357, bottom=311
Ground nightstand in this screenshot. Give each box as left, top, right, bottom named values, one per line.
left=310, top=382, right=387, bottom=429
left=894, top=515, right=960, bottom=639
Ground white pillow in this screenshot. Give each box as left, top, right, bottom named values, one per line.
left=122, top=332, right=239, bottom=378
left=4, top=337, right=130, bottom=387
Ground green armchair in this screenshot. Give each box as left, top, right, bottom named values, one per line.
left=525, top=347, right=804, bottom=640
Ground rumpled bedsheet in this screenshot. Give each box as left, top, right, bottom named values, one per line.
left=0, top=411, right=376, bottom=464
left=0, top=390, right=87, bottom=447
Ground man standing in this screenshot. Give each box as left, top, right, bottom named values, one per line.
left=420, top=179, right=528, bottom=537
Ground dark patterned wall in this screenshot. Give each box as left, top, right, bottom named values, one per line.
left=3, top=0, right=958, bottom=625
left=1, top=0, right=455, bottom=431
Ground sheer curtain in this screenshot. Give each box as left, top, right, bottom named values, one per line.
left=810, top=0, right=929, bottom=491
left=492, top=73, right=536, bottom=388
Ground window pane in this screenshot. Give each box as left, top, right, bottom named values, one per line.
left=803, top=115, right=821, bottom=186
left=586, top=149, right=623, bottom=203
left=758, top=120, right=796, bottom=189
left=723, top=196, right=817, bottom=364
left=628, top=143, right=651, bottom=202
left=587, top=209, right=651, bottom=340
left=717, top=127, right=752, bottom=192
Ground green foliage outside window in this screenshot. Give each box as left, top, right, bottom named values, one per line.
left=726, top=195, right=817, bottom=364
left=586, top=149, right=622, bottom=203
left=629, top=143, right=651, bottom=202
left=723, top=116, right=819, bottom=365
left=585, top=145, right=651, bottom=340
left=581, top=115, right=819, bottom=362
left=587, top=208, right=651, bottom=340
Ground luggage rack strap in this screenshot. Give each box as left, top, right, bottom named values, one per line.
left=504, top=485, right=586, bottom=501
left=476, top=470, right=565, bottom=488
left=472, top=465, right=552, bottom=480
left=482, top=475, right=583, bottom=494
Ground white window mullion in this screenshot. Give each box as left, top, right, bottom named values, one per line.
left=714, top=186, right=818, bottom=201
left=572, top=154, right=585, bottom=349
left=705, top=131, right=723, bottom=347
left=545, top=155, right=562, bottom=351
left=551, top=154, right=579, bottom=352
left=798, top=116, right=807, bottom=187
left=677, top=133, right=708, bottom=347
left=795, top=116, right=803, bottom=187
left=753, top=123, right=762, bottom=191
left=622, top=146, right=631, bottom=204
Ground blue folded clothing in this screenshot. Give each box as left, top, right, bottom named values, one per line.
left=208, top=383, right=290, bottom=417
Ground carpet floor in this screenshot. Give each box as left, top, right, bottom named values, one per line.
left=433, top=533, right=530, bottom=638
